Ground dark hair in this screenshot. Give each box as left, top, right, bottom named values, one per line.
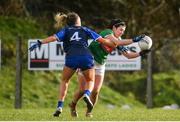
left=66, top=12, right=80, bottom=26
left=108, top=19, right=126, bottom=29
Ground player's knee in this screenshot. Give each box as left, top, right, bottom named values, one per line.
left=85, top=77, right=94, bottom=82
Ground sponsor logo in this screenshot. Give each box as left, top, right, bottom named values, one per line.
left=30, top=42, right=49, bottom=68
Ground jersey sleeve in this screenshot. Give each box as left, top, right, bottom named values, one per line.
left=54, top=28, right=66, bottom=42
left=83, top=27, right=101, bottom=41
left=117, top=46, right=129, bottom=53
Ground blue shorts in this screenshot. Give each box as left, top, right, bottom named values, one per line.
left=65, top=55, right=94, bottom=71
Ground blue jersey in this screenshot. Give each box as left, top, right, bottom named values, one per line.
left=55, top=26, right=101, bottom=56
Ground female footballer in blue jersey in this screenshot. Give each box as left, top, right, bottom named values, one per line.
left=29, top=12, right=119, bottom=117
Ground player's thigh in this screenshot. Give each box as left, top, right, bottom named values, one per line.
left=82, top=68, right=95, bottom=82
left=62, top=66, right=76, bottom=82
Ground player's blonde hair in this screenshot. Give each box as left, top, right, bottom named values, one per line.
left=54, top=13, right=67, bottom=29
left=54, top=12, right=80, bottom=29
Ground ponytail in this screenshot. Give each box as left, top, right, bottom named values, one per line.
left=54, top=12, right=80, bottom=29
left=54, top=13, right=67, bottom=29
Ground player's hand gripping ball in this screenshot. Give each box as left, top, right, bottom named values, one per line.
left=138, top=36, right=152, bottom=50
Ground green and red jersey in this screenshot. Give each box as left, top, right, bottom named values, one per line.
left=88, top=29, right=114, bottom=65
left=88, top=29, right=129, bottom=65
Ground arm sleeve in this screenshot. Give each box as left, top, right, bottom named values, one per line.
left=83, top=27, right=101, bottom=41
left=54, top=28, right=66, bottom=42
left=117, top=46, right=129, bottom=53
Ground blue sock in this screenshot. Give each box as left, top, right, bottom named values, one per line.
left=57, top=101, right=64, bottom=108
left=84, top=90, right=91, bottom=96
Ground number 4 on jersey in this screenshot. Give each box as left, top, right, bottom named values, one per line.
left=70, top=32, right=82, bottom=41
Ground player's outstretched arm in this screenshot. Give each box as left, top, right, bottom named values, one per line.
left=97, top=37, right=117, bottom=48
left=105, top=34, right=145, bottom=46
left=29, top=35, right=57, bottom=51
left=122, top=49, right=151, bottom=59
left=122, top=51, right=140, bottom=59
left=41, top=35, right=57, bottom=44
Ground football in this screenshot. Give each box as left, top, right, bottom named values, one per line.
left=138, top=35, right=152, bottom=50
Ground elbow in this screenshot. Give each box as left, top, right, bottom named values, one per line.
left=124, top=54, right=133, bottom=59
left=126, top=56, right=132, bottom=59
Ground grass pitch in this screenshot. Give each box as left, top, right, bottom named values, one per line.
left=1, top=106, right=180, bottom=121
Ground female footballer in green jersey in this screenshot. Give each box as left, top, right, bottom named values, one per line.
left=69, top=19, right=149, bottom=117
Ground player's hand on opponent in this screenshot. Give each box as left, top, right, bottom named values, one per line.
left=139, top=49, right=151, bottom=57
left=132, top=34, right=146, bottom=42
left=29, top=40, right=42, bottom=51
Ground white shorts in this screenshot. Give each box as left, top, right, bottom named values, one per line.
left=94, top=61, right=105, bottom=76
left=78, top=61, right=105, bottom=76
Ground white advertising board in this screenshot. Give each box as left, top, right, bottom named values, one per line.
left=28, top=39, right=141, bottom=70
left=106, top=42, right=141, bottom=70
